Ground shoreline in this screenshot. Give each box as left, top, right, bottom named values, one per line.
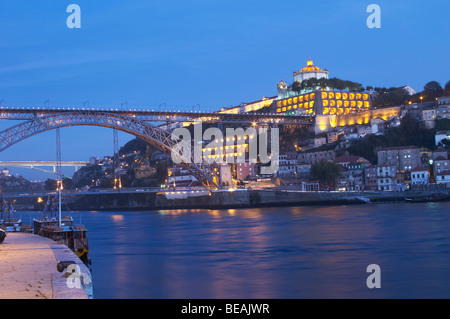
left=11, top=188, right=450, bottom=212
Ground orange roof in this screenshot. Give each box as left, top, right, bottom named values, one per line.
left=297, top=59, right=327, bottom=73
left=411, top=166, right=428, bottom=172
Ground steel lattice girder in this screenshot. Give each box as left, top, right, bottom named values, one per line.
left=0, top=111, right=221, bottom=189
left=0, top=108, right=314, bottom=125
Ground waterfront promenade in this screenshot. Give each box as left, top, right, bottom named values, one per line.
left=0, top=232, right=91, bottom=299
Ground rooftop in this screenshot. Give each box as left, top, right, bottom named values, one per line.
left=437, top=169, right=450, bottom=176
left=379, top=145, right=419, bottom=151
left=294, top=59, right=328, bottom=75
left=334, top=156, right=370, bottom=164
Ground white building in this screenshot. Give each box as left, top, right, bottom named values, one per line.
left=398, top=85, right=416, bottom=96
left=219, top=165, right=233, bottom=187
left=422, top=108, right=437, bottom=129
left=293, top=59, right=329, bottom=84
left=436, top=170, right=450, bottom=188
left=376, top=164, right=397, bottom=191
left=1, top=167, right=10, bottom=177
left=411, top=167, right=429, bottom=186
left=437, top=96, right=450, bottom=106
left=276, top=154, right=297, bottom=177
left=434, top=156, right=450, bottom=175
left=168, top=167, right=198, bottom=187
left=435, top=131, right=450, bottom=146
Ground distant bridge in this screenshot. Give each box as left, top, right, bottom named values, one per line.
left=0, top=186, right=209, bottom=199
left=0, top=161, right=88, bottom=175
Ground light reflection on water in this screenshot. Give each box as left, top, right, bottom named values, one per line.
left=18, top=202, right=450, bottom=298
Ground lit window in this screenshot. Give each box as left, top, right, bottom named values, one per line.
left=343, top=93, right=348, bottom=99
left=336, top=92, right=342, bottom=99
left=329, top=92, right=334, bottom=99
left=283, top=100, right=287, bottom=106
left=356, top=93, right=362, bottom=100
left=277, top=101, right=281, bottom=107
left=323, top=100, right=329, bottom=107
left=288, top=98, right=292, bottom=105
left=322, top=92, right=327, bottom=99
left=293, top=97, right=298, bottom=103
left=350, top=93, right=355, bottom=100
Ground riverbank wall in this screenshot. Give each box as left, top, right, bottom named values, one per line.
left=48, top=188, right=450, bottom=211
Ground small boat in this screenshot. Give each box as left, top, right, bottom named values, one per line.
left=356, top=196, right=371, bottom=203
left=0, top=199, right=22, bottom=232
left=404, top=194, right=449, bottom=203
left=33, top=194, right=91, bottom=270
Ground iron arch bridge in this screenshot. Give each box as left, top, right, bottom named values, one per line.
left=0, top=111, right=221, bottom=189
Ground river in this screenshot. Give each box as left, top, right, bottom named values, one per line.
left=17, top=201, right=450, bottom=298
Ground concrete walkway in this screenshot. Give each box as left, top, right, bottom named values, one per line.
left=0, top=232, right=91, bottom=299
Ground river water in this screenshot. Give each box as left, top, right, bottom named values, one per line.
left=17, top=201, right=450, bottom=298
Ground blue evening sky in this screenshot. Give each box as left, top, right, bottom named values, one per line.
left=0, top=0, right=449, bottom=180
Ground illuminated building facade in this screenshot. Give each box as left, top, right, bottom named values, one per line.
left=218, top=96, right=275, bottom=115
left=274, top=90, right=371, bottom=116
left=270, top=58, right=405, bottom=133
left=293, top=59, right=329, bottom=83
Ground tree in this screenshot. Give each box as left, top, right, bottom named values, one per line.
left=310, top=159, right=341, bottom=189
left=372, top=87, right=410, bottom=107
left=423, top=81, right=443, bottom=100
left=444, top=80, right=450, bottom=96
left=291, top=81, right=302, bottom=95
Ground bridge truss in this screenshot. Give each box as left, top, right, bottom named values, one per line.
left=0, top=111, right=220, bottom=188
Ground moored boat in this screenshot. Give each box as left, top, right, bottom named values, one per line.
left=33, top=195, right=91, bottom=270
left=0, top=199, right=22, bottom=232
left=404, top=193, right=449, bottom=203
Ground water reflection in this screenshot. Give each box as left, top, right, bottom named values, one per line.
left=15, top=202, right=450, bottom=298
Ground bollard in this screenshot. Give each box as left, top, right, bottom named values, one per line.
left=0, top=229, right=6, bottom=244
left=56, top=260, right=77, bottom=273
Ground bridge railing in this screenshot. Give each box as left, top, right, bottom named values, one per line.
left=0, top=186, right=209, bottom=198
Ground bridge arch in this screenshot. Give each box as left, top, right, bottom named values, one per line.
left=0, top=111, right=220, bottom=189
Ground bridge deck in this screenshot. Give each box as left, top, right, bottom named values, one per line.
left=0, top=107, right=314, bottom=125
